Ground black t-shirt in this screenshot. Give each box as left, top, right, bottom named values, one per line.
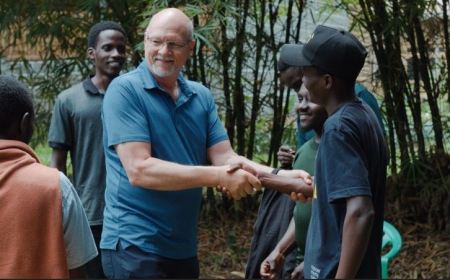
left=245, top=189, right=297, bottom=279
left=304, top=100, right=387, bottom=279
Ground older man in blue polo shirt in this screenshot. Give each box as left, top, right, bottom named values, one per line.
left=101, top=8, right=311, bottom=279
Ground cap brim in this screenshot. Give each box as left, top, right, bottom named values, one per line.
left=279, top=43, right=311, bottom=67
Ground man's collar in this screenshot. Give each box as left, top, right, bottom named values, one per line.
left=139, top=61, right=158, bottom=90
left=82, top=76, right=101, bottom=95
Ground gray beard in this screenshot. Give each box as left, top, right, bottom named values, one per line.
left=148, top=63, right=178, bottom=78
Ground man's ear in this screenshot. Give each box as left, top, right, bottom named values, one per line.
left=87, top=47, right=95, bottom=60
left=188, top=39, right=196, bottom=56
left=19, top=112, right=34, bottom=144
left=323, top=74, right=334, bottom=90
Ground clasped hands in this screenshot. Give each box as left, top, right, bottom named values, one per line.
left=216, top=157, right=313, bottom=200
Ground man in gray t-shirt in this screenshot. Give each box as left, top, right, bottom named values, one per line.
left=48, top=21, right=127, bottom=278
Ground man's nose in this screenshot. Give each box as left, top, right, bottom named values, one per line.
left=158, top=43, right=172, bottom=54
left=297, top=100, right=308, bottom=112
left=111, top=48, right=121, bottom=57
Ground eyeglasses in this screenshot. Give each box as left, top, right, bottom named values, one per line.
left=146, top=37, right=189, bottom=50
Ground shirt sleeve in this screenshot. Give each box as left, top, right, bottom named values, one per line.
left=320, top=129, right=372, bottom=203
left=59, top=172, right=98, bottom=269
left=102, top=79, right=151, bottom=147
left=48, top=96, right=72, bottom=150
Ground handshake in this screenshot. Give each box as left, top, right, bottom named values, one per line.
left=215, top=157, right=313, bottom=200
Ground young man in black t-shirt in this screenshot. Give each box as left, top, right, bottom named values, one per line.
left=289, top=25, right=387, bottom=279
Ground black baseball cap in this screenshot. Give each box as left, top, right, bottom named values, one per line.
left=278, top=43, right=304, bottom=72
left=292, top=25, right=367, bottom=82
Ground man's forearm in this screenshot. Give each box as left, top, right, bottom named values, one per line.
left=335, top=197, right=374, bottom=278
left=275, top=218, right=297, bottom=256
left=125, top=155, right=223, bottom=190
left=258, top=172, right=313, bottom=196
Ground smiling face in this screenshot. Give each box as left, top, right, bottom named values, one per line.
left=296, top=84, right=328, bottom=132
left=144, top=9, right=195, bottom=80
left=88, top=29, right=126, bottom=79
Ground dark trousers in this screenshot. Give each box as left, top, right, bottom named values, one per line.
left=101, top=241, right=199, bottom=279
left=86, top=225, right=106, bottom=278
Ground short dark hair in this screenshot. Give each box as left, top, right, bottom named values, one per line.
left=0, top=75, right=34, bottom=134
left=87, top=21, right=127, bottom=48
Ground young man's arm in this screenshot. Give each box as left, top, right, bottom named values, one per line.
left=335, top=195, right=374, bottom=278
left=48, top=93, right=73, bottom=174
left=50, top=148, right=68, bottom=174
left=257, top=171, right=313, bottom=197
left=260, top=218, right=297, bottom=279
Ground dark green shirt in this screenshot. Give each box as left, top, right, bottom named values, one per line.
left=292, top=138, right=319, bottom=259
left=48, top=78, right=105, bottom=225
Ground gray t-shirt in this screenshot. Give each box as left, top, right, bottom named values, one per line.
left=59, top=172, right=98, bottom=269
left=48, top=78, right=105, bottom=225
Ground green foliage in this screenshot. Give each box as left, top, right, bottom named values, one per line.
left=34, top=144, right=53, bottom=166
left=34, top=144, right=73, bottom=178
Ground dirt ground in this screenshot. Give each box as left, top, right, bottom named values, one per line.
left=197, top=202, right=450, bottom=279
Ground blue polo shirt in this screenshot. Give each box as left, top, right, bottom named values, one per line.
left=101, top=61, right=228, bottom=259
